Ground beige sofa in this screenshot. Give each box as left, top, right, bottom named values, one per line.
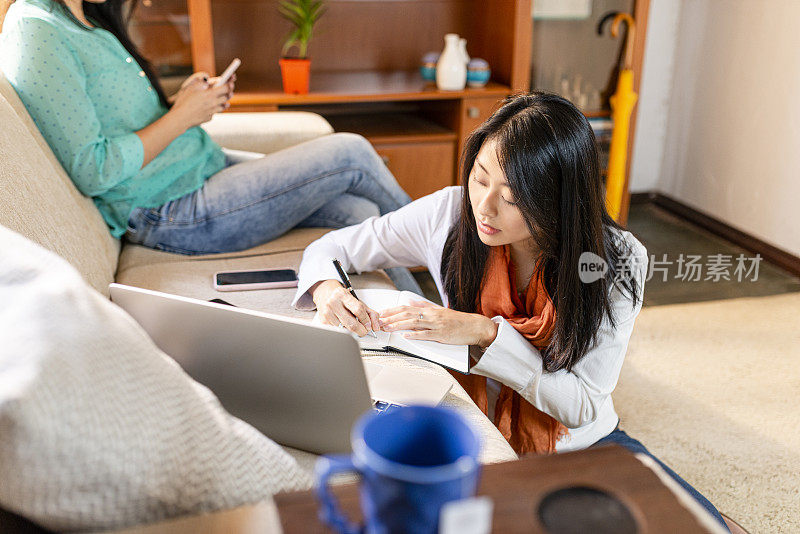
left=0, top=73, right=336, bottom=306
left=0, top=72, right=516, bottom=474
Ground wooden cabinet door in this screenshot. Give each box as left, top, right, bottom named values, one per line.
left=459, top=97, right=503, bottom=141
left=373, top=141, right=456, bottom=200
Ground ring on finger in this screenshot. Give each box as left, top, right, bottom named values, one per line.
left=418, top=312, right=424, bottom=320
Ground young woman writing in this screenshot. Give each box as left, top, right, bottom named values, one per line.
left=293, top=93, right=729, bottom=529
left=0, top=0, right=414, bottom=278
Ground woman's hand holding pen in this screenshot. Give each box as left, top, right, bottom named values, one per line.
left=311, top=280, right=381, bottom=337
left=379, top=300, right=499, bottom=348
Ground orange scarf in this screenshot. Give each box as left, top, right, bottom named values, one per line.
left=452, top=245, right=568, bottom=455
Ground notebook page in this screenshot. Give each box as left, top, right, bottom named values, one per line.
left=391, top=335, right=470, bottom=373
left=390, top=291, right=469, bottom=373
left=349, top=289, right=401, bottom=349
left=313, top=289, right=469, bottom=372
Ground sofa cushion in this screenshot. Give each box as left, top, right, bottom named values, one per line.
left=201, top=111, right=334, bottom=155
left=115, top=228, right=394, bottom=319
left=117, top=227, right=331, bottom=272
left=0, top=71, right=119, bottom=295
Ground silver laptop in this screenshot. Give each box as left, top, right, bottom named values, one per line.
left=109, top=283, right=451, bottom=454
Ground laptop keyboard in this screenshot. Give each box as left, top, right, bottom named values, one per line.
left=372, top=400, right=402, bottom=414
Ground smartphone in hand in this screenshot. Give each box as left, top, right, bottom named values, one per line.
left=214, top=58, right=240, bottom=87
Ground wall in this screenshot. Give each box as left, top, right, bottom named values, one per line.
left=645, top=0, right=800, bottom=257
left=628, top=0, right=680, bottom=193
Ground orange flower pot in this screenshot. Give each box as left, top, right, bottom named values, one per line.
left=279, top=58, right=311, bottom=94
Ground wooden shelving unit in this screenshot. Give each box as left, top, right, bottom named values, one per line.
left=229, top=71, right=512, bottom=107
left=322, top=112, right=457, bottom=144
left=171, top=0, right=533, bottom=198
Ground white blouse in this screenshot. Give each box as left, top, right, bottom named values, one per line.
left=293, top=187, right=648, bottom=451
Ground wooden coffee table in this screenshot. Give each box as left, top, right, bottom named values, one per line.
left=276, top=445, right=724, bottom=533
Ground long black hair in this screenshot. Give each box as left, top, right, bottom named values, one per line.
left=441, top=92, right=640, bottom=373
left=53, top=0, right=170, bottom=108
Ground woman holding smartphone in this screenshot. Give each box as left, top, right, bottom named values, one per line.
left=294, top=93, right=729, bottom=530
left=0, top=0, right=413, bottom=269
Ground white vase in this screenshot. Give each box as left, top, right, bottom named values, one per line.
left=436, top=33, right=467, bottom=91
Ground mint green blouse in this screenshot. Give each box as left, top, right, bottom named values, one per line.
left=0, top=0, right=226, bottom=237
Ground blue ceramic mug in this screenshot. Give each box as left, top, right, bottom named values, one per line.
left=315, top=405, right=482, bottom=534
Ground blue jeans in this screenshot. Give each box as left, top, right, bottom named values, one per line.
left=592, top=428, right=729, bottom=531
left=125, top=133, right=421, bottom=292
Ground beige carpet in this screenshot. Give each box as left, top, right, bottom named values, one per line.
left=614, top=292, right=800, bottom=534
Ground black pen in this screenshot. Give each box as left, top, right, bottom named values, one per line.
left=332, top=258, right=377, bottom=338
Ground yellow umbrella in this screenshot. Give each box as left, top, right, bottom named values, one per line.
left=605, top=13, right=637, bottom=222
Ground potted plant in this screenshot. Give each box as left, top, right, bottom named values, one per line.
left=278, top=0, right=325, bottom=94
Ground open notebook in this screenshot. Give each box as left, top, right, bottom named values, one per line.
left=314, top=289, right=470, bottom=374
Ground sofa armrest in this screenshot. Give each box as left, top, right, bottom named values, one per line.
left=202, top=111, right=334, bottom=155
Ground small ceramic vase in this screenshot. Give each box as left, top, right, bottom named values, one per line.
left=467, top=58, right=491, bottom=88
left=420, top=51, right=439, bottom=82
left=436, top=33, right=467, bottom=91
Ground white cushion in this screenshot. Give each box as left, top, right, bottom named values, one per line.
left=202, top=111, right=333, bottom=155
left=0, top=225, right=311, bottom=532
